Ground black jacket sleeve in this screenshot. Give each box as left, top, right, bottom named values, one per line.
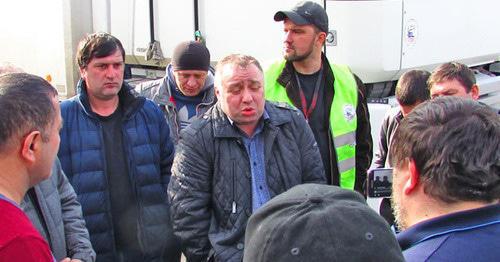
left=372, top=111, right=392, bottom=169
left=168, top=124, right=212, bottom=262
left=353, top=75, right=373, bottom=194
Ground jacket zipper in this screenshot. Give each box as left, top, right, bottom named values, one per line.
left=232, top=160, right=237, bottom=214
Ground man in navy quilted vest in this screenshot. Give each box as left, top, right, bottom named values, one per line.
left=58, top=32, right=180, bottom=262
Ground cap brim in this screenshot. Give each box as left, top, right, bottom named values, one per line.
left=274, top=11, right=310, bottom=25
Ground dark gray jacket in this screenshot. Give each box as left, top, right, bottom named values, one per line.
left=22, top=158, right=95, bottom=262
left=134, top=64, right=216, bottom=144
left=168, top=101, right=326, bottom=262
left=372, top=107, right=403, bottom=168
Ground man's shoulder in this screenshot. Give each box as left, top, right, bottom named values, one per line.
left=267, top=100, right=297, bottom=111
left=0, top=200, right=38, bottom=241
left=403, top=225, right=500, bottom=262
left=266, top=100, right=300, bottom=115
left=141, top=97, right=161, bottom=110
left=129, top=98, right=169, bottom=129
left=383, top=107, right=402, bottom=123
left=265, top=101, right=304, bottom=126
left=402, top=234, right=449, bottom=262
left=60, top=95, right=80, bottom=109
left=0, top=217, right=53, bottom=262
left=181, top=108, right=215, bottom=138
left=400, top=205, right=500, bottom=262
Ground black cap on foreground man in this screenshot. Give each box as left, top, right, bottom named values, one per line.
left=244, top=184, right=404, bottom=262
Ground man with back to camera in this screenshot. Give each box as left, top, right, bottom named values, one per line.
left=57, top=32, right=180, bottom=261
left=135, top=40, right=216, bottom=144
left=0, top=73, right=61, bottom=261
left=389, top=96, right=500, bottom=261
left=265, top=1, right=372, bottom=194
left=244, top=184, right=405, bottom=262
left=0, top=65, right=96, bottom=262
left=168, top=54, right=326, bottom=262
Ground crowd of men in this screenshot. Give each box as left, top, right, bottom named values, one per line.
left=0, top=1, right=498, bottom=262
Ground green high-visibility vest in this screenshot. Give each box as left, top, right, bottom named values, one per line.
left=264, top=60, right=358, bottom=190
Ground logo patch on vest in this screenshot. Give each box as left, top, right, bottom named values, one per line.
left=343, top=104, right=356, bottom=122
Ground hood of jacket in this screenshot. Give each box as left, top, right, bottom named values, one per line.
left=76, top=78, right=146, bottom=120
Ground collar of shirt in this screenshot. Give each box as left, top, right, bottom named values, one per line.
left=396, top=203, right=500, bottom=251
left=0, top=193, right=20, bottom=208
left=227, top=109, right=270, bottom=138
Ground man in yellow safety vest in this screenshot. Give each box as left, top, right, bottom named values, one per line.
left=265, top=1, right=372, bottom=194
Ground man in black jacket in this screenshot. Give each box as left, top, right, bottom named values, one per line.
left=265, top=1, right=372, bottom=194
left=168, top=54, right=326, bottom=262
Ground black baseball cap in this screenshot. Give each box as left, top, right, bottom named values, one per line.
left=274, top=1, right=329, bottom=33
left=243, top=184, right=405, bottom=262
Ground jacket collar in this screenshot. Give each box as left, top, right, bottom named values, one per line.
left=277, top=53, right=333, bottom=87
left=77, top=79, right=145, bottom=120
left=396, top=203, right=500, bottom=251
left=276, top=53, right=335, bottom=109
left=212, top=101, right=291, bottom=138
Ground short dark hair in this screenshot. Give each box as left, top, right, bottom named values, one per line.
left=0, top=73, right=58, bottom=152
left=76, top=32, right=125, bottom=69
left=396, top=70, right=430, bottom=106
left=428, top=62, right=476, bottom=93
left=214, top=54, right=263, bottom=90
left=389, top=97, right=500, bottom=203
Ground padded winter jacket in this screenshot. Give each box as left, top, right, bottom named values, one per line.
left=58, top=80, right=178, bottom=261
left=134, top=64, right=216, bottom=144
left=168, top=101, right=326, bottom=262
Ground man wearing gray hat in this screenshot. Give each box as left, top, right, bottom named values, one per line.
left=244, top=184, right=405, bottom=262
left=265, top=1, right=372, bottom=195
left=135, top=40, right=216, bottom=144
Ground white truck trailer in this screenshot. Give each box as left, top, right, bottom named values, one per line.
left=1, top=0, right=499, bottom=157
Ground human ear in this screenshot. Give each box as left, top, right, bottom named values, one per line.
left=20, top=131, right=41, bottom=164
left=404, top=159, right=420, bottom=195
left=79, top=67, right=87, bottom=80
left=470, top=84, right=480, bottom=100
left=317, top=32, right=327, bottom=46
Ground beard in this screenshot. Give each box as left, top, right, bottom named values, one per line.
left=391, top=190, right=409, bottom=230
left=284, top=49, right=312, bottom=62
left=283, top=42, right=315, bottom=62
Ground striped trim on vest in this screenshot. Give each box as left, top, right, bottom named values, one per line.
left=264, top=60, right=358, bottom=189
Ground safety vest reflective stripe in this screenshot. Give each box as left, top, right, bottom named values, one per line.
left=338, top=156, right=356, bottom=175
left=333, top=132, right=356, bottom=148
left=264, top=60, right=358, bottom=190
